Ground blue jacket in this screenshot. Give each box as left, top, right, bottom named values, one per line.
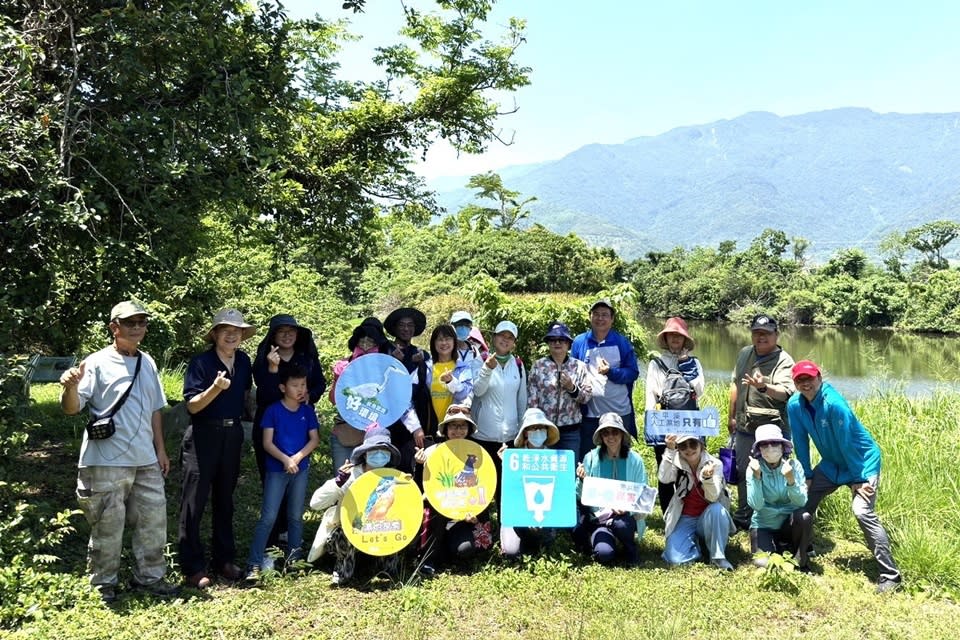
left=746, top=458, right=807, bottom=530
left=570, top=329, right=639, bottom=418
left=787, top=381, right=882, bottom=485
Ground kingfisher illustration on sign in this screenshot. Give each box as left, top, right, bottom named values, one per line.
left=423, top=440, right=496, bottom=520
left=340, top=468, right=423, bottom=556
left=500, top=449, right=576, bottom=528
left=580, top=476, right=657, bottom=516
left=644, top=407, right=720, bottom=438
left=335, top=353, right=412, bottom=430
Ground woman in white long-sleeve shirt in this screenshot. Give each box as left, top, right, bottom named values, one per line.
left=470, top=320, right=527, bottom=501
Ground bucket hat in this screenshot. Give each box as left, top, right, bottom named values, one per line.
left=656, top=317, right=695, bottom=351
left=515, top=408, right=560, bottom=447
left=205, top=308, right=255, bottom=342
left=592, top=412, right=632, bottom=447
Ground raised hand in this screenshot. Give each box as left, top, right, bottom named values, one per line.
left=781, top=459, right=795, bottom=484
left=267, top=345, right=281, bottom=372
left=59, top=361, right=86, bottom=387
left=213, top=370, right=231, bottom=390
left=748, top=457, right=762, bottom=478
left=664, top=434, right=678, bottom=450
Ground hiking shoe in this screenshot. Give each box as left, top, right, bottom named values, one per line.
left=876, top=578, right=902, bottom=594
left=418, top=563, right=436, bottom=579
left=244, top=566, right=261, bottom=584
left=133, top=579, right=180, bottom=597
left=711, top=558, right=734, bottom=572
left=96, top=584, right=117, bottom=604
left=185, top=572, right=212, bottom=590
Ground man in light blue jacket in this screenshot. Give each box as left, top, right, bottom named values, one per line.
left=786, top=360, right=902, bottom=593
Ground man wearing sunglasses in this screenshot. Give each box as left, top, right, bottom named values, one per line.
left=59, top=300, right=177, bottom=603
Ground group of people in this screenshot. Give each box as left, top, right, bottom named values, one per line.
left=57, top=299, right=902, bottom=602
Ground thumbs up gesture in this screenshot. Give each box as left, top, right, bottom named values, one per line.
left=213, top=370, right=231, bottom=390
left=60, top=361, right=86, bottom=388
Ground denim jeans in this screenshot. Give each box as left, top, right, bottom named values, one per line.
left=662, top=502, right=733, bottom=565
left=247, top=466, right=309, bottom=567
left=552, top=427, right=580, bottom=458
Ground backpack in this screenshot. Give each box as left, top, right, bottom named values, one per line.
left=653, top=357, right=698, bottom=410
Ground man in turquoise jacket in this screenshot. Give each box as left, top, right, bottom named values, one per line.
left=786, top=360, right=902, bottom=593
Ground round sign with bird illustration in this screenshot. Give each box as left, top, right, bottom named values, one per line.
left=340, top=468, right=424, bottom=556
left=423, top=439, right=497, bottom=520
left=334, top=353, right=413, bottom=430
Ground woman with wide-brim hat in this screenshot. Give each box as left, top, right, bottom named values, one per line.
left=574, top=413, right=648, bottom=566
left=179, top=309, right=256, bottom=589
left=306, top=425, right=405, bottom=586
left=326, top=317, right=392, bottom=474
left=251, top=314, right=326, bottom=558
left=643, top=317, right=705, bottom=514
left=746, top=423, right=812, bottom=570
left=498, top=408, right=562, bottom=559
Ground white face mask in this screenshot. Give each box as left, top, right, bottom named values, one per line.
left=760, top=443, right=784, bottom=465
left=526, top=429, right=548, bottom=448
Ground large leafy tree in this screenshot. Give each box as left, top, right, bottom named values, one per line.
left=1, top=0, right=529, bottom=353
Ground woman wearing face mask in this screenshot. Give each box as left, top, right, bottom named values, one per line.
left=659, top=434, right=736, bottom=570
left=746, top=424, right=811, bottom=570
left=526, top=322, right=593, bottom=456
left=497, top=408, right=562, bottom=559
left=424, top=324, right=475, bottom=438
left=326, top=318, right=391, bottom=473
left=306, top=425, right=405, bottom=586
left=412, top=405, right=492, bottom=576
left=450, top=311, right=485, bottom=376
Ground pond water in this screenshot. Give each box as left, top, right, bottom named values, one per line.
left=638, top=318, right=960, bottom=399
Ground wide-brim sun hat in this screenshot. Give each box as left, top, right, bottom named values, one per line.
left=384, top=307, right=427, bottom=338
left=437, top=405, right=477, bottom=436
left=205, top=308, right=256, bottom=342
left=656, top=316, right=695, bottom=351
left=751, top=423, right=793, bottom=457
left=592, top=412, right=632, bottom=447
left=350, top=425, right=401, bottom=467
left=515, top=407, right=560, bottom=447
left=348, top=317, right=390, bottom=351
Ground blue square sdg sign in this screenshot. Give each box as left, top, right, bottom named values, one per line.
left=500, top=450, right=577, bottom=528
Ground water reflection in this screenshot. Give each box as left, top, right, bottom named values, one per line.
left=639, top=319, right=960, bottom=398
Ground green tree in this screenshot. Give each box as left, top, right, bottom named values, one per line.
left=461, top=170, right=537, bottom=230
left=904, top=220, right=960, bottom=269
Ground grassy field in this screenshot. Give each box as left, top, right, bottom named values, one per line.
left=4, top=380, right=960, bottom=639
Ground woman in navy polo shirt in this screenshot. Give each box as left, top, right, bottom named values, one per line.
left=179, top=308, right=255, bottom=589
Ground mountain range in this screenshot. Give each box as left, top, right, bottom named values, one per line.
left=430, top=108, right=960, bottom=261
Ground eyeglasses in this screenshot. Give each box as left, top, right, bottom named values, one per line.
left=677, top=440, right=699, bottom=451
left=445, top=421, right=469, bottom=430
left=118, top=319, right=148, bottom=328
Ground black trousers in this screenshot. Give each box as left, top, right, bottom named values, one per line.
left=178, top=420, right=243, bottom=575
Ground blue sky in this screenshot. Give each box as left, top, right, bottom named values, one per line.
left=284, top=1, right=960, bottom=179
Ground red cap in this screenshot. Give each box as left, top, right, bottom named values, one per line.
left=791, top=360, right=821, bottom=380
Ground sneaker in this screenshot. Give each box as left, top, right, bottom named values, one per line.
left=711, top=558, right=734, bottom=572
left=185, top=572, right=212, bottom=590
left=133, top=579, right=180, bottom=597
left=244, top=566, right=261, bottom=584
left=876, top=578, right=902, bottom=594
left=418, top=563, right=436, bottom=579
left=95, top=584, right=117, bottom=604
left=330, top=571, right=345, bottom=587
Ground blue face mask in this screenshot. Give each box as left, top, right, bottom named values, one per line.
left=365, top=450, right=391, bottom=469
left=455, top=325, right=471, bottom=341
left=526, top=429, right=548, bottom=448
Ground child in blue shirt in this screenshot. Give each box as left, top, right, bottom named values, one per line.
left=246, top=365, right=320, bottom=580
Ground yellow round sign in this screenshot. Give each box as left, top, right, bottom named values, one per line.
left=423, top=440, right=497, bottom=520
left=340, top=469, right=424, bottom=556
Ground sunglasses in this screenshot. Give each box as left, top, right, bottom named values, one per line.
left=447, top=405, right=471, bottom=416
left=546, top=338, right=568, bottom=344
left=118, top=319, right=148, bottom=328
left=677, top=440, right=699, bottom=451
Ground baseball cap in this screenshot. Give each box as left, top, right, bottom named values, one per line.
left=110, top=300, right=149, bottom=320
left=493, top=320, right=518, bottom=338
left=791, top=360, right=821, bottom=380
left=749, top=314, right=778, bottom=332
